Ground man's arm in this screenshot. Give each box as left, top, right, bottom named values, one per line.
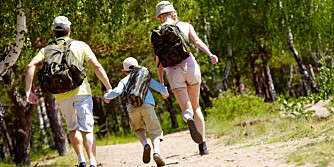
left=88, top=57, right=112, bottom=91
left=88, top=57, right=113, bottom=102
left=25, top=59, right=42, bottom=104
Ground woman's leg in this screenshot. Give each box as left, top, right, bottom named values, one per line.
left=172, top=89, right=193, bottom=121
left=173, top=89, right=203, bottom=144
left=187, top=84, right=205, bottom=141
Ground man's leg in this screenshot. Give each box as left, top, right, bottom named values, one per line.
left=58, top=97, right=86, bottom=165
left=82, top=131, right=96, bottom=166
left=75, top=95, right=95, bottom=166
left=69, top=128, right=85, bottom=160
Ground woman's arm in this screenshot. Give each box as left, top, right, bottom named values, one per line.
left=188, top=24, right=218, bottom=64
left=156, top=56, right=165, bottom=84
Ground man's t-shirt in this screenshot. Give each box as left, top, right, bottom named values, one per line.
left=33, top=36, right=95, bottom=101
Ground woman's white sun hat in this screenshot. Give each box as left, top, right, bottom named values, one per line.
left=156, top=1, right=176, bottom=18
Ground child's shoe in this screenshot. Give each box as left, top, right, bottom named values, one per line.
left=143, top=144, right=151, bottom=163
left=153, top=153, right=165, bottom=166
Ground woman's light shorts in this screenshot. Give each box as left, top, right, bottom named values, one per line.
left=167, top=62, right=201, bottom=91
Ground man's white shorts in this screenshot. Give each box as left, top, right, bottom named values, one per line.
left=57, top=95, right=94, bottom=132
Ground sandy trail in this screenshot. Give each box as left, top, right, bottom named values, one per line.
left=96, top=130, right=317, bottom=167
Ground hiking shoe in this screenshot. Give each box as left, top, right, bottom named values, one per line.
left=187, top=118, right=203, bottom=144
left=77, top=162, right=86, bottom=167
left=153, top=153, right=166, bottom=166
left=143, top=144, right=151, bottom=163
left=199, top=141, right=209, bottom=155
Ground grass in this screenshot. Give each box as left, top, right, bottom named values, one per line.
left=206, top=101, right=334, bottom=166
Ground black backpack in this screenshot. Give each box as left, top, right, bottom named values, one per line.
left=37, top=39, right=86, bottom=94
left=151, top=21, right=191, bottom=68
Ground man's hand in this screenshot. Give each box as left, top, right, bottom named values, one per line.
left=26, top=91, right=40, bottom=104
left=103, top=89, right=112, bottom=103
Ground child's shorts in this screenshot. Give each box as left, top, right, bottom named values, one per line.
left=128, top=103, right=163, bottom=141
left=167, top=62, right=201, bottom=91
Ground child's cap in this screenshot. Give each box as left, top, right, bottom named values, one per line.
left=123, top=57, right=138, bottom=71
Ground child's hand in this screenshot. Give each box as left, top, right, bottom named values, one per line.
left=162, top=93, right=169, bottom=99
left=103, top=89, right=112, bottom=103
left=103, top=97, right=111, bottom=103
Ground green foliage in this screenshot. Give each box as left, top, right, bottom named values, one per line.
left=277, top=95, right=315, bottom=118
left=206, top=91, right=274, bottom=121
left=277, top=53, right=334, bottom=118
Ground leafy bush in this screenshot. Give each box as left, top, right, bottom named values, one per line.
left=206, top=91, right=275, bottom=121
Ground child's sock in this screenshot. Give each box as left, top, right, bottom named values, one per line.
left=77, top=153, right=86, bottom=163
left=89, top=159, right=97, bottom=167
left=154, top=147, right=160, bottom=154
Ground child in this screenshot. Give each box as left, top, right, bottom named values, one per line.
left=104, top=57, right=169, bottom=166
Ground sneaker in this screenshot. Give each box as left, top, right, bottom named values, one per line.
left=199, top=141, right=209, bottom=155
left=187, top=118, right=203, bottom=144
left=77, top=162, right=86, bottom=167
left=143, top=144, right=151, bottom=163
left=153, top=153, right=166, bottom=166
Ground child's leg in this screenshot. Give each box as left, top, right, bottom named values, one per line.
left=137, top=132, right=148, bottom=147
left=141, top=103, right=165, bottom=166
left=151, top=136, right=160, bottom=154
left=140, top=104, right=163, bottom=153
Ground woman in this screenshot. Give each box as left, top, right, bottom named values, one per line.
left=154, top=1, right=218, bottom=155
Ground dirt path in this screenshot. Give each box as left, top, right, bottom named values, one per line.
left=96, top=130, right=318, bottom=167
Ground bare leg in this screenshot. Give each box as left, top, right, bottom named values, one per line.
left=172, top=89, right=193, bottom=121
left=137, top=133, right=148, bottom=146
left=188, top=84, right=205, bottom=141
left=81, top=131, right=96, bottom=160
left=69, top=128, right=84, bottom=156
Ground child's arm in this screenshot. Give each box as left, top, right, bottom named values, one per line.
left=104, top=80, right=125, bottom=100
left=150, top=79, right=169, bottom=98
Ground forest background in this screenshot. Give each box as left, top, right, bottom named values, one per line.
left=1, top=0, right=334, bottom=165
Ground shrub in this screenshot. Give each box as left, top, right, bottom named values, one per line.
left=205, top=91, right=275, bottom=121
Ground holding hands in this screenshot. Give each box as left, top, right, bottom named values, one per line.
left=103, top=88, right=113, bottom=103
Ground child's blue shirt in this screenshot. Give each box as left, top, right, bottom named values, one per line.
left=104, top=75, right=168, bottom=110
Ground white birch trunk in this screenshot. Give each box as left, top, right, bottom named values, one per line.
left=36, top=100, right=48, bottom=148
left=0, top=0, right=26, bottom=76
left=286, top=65, right=293, bottom=97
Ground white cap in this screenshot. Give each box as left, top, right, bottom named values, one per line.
left=123, top=57, right=138, bottom=71
left=52, top=16, right=71, bottom=31
left=156, top=1, right=176, bottom=18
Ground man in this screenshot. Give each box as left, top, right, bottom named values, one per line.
left=25, top=16, right=112, bottom=167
